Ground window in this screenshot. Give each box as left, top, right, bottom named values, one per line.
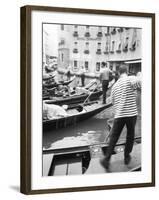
left=130, top=29, right=137, bottom=51
left=85, top=61, right=89, bottom=71
left=61, top=24, right=64, bottom=31
left=105, top=27, right=110, bottom=36
left=97, top=27, right=103, bottom=37
left=117, top=27, right=123, bottom=32
left=73, top=25, right=78, bottom=37
left=86, top=25, right=89, bottom=30
left=110, top=41, right=115, bottom=53
left=123, top=37, right=129, bottom=52
left=116, top=42, right=121, bottom=53
left=84, top=42, right=89, bottom=54
left=85, top=25, right=90, bottom=37
left=74, top=60, right=78, bottom=70
left=111, top=28, right=116, bottom=35
left=104, top=42, right=109, bottom=54
left=61, top=53, right=64, bottom=62
left=59, top=39, right=65, bottom=45
left=96, top=62, right=100, bottom=71
left=130, top=40, right=136, bottom=51
left=97, top=42, right=101, bottom=48
left=73, top=42, right=78, bottom=53
left=96, top=42, right=102, bottom=54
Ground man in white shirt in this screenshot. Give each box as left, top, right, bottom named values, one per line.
left=99, top=62, right=112, bottom=104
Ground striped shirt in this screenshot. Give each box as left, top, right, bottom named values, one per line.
left=111, top=74, right=141, bottom=118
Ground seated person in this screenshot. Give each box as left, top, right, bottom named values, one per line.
left=75, top=87, right=89, bottom=95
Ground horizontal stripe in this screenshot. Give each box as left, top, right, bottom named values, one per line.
left=111, top=75, right=139, bottom=118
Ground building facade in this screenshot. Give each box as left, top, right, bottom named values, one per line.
left=43, top=30, right=50, bottom=65
left=58, top=24, right=142, bottom=76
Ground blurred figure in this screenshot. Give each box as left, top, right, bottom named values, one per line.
left=66, top=65, right=71, bottom=81
left=100, top=62, right=112, bottom=104
left=80, top=66, right=86, bottom=87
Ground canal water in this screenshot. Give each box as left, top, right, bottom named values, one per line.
left=43, top=92, right=141, bottom=150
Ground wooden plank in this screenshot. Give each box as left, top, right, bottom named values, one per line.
left=67, top=158, right=82, bottom=175
left=85, top=157, right=107, bottom=174
left=43, top=153, right=54, bottom=176
left=86, top=144, right=141, bottom=174
left=53, top=160, right=68, bottom=176
left=109, top=144, right=141, bottom=173
left=86, top=145, right=108, bottom=174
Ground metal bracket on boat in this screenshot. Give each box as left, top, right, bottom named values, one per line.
left=89, top=145, right=104, bottom=158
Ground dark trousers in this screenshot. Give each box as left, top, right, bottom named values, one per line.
left=105, top=116, right=137, bottom=160
left=102, top=80, right=109, bottom=104
left=81, top=74, right=85, bottom=87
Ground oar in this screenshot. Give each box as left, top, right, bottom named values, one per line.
left=82, top=82, right=99, bottom=106
left=83, top=78, right=115, bottom=106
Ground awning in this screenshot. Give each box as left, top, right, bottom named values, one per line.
left=107, top=59, right=141, bottom=63
left=124, top=59, right=141, bottom=64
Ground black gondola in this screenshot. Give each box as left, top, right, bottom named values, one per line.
left=44, top=76, right=75, bottom=89
left=44, top=90, right=103, bottom=106
left=43, top=101, right=112, bottom=131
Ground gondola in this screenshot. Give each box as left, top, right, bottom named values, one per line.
left=44, top=90, right=103, bottom=106
left=43, top=136, right=141, bottom=176
left=43, top=74, right=55, bottom=81
left=44, top=76, right=75, bottom=89
left=43, top=101, right=112, bottom=131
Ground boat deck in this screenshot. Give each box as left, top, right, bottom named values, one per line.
left=86, top=143, right=141, bottom=174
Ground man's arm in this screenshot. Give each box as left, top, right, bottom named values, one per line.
left=129, top=75, right=142, bottom=90
left=110, top=87, right=115, bottom=105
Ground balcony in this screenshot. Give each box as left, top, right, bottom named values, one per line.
left=104, top=51, right=109, bottom=54
left=97, top=32, right=103, bottom=37
left=96, top=49, right=102, bottom=55
left=85, top=32, right=90, bottom=37
left=116, top=49, right=122, bottom=53
left=84, top=50, right=89, bottom=54
left=73, top=31, right=79, bottom=37
left=110, top=50, right=114, bottom=54
left=73, top=48, right=78, bottom=53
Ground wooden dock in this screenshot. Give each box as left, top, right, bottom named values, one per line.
left=86, top=144, right=141, bottom=174
left=43, top=143, right=141, bottom=176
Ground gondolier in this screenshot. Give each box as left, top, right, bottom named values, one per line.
left=66, top=65, right=71, bottom=81
left=80, top=66, right=86, bottom=87
left=99, top=62, right=112, bottom=104
left=100, top=64, right=141, bottom=170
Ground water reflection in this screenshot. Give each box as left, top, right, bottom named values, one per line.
left=43, top=117, right=110, bottom=150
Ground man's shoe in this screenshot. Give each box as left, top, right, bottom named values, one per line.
left=124, top=155, right=132, bottom=165
left=100, top=158, right=110, bottom=169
